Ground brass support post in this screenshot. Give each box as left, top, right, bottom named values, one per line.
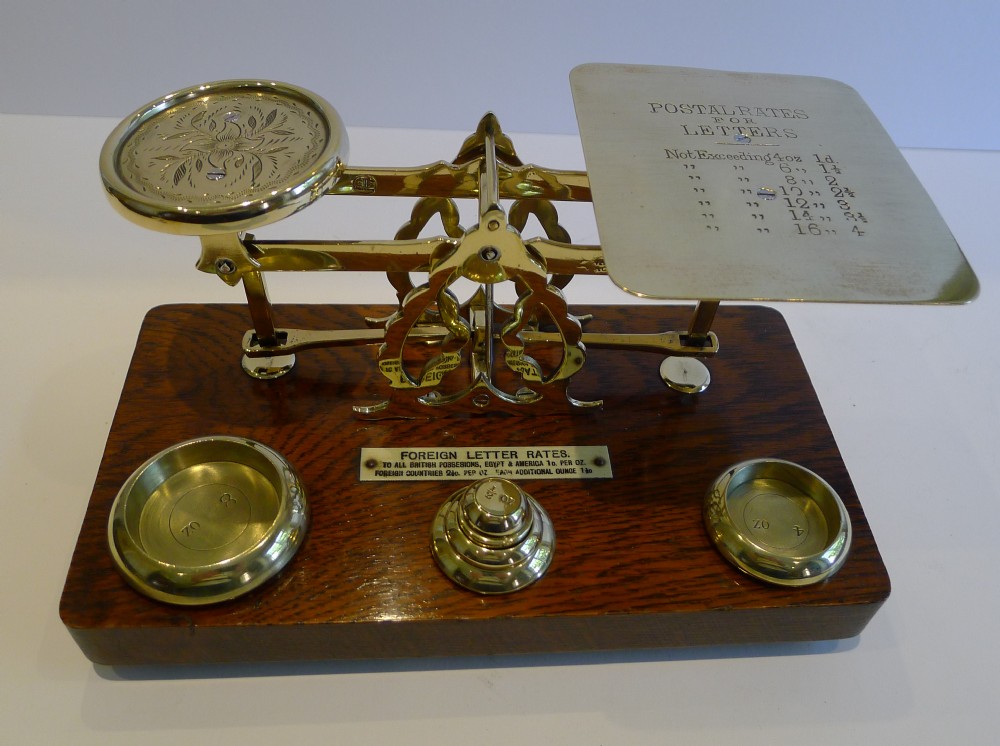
left=685, top=301, right=720, bottom=347
left=242, top=271, right=279, bottom=348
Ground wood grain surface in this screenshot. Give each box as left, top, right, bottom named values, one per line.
left=60, top=304, right=890, bottom=665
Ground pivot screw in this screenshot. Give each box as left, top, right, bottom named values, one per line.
left=215, top=258, right=237, bottom=275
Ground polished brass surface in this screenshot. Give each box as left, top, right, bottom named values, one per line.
left=328, top=162, right=592, bottom=202
left=431, top=478, right=555, bottom=594
left=660, top=357, right=711, bottom=394
left=571, top=64, right=979, bottom=303
left=704, top=459, right=851, bottom=586
left=101, top=70, right=978, bottom=415
left=100, top=80, right=347, bottom=235
left=241, top=348, right=296, bottom=380
left=107, top=436, right=308, bottom=605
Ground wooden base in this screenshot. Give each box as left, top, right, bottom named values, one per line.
left=60, top=304, right=889, bottom=665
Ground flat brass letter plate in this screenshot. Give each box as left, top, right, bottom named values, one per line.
left=571, top=64, right=978, bottom=303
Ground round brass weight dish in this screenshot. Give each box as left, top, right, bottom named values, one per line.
left=100, top=79, right=348, bottom=235
left=107, top=436, right=308, bottom=605
left=704, top=459, right=851, bottom=587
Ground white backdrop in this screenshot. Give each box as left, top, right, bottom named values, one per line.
left=1, top=0, right=997, bottom=150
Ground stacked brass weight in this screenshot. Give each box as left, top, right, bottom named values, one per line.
left=431, top=478, right=555, bottom=594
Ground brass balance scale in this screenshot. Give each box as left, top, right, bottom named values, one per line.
left=60, top=65, right=977, bottom=665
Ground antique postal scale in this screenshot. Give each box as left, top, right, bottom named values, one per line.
left=61, top=64, right=977, bottom=665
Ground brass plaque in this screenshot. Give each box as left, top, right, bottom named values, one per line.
left=360, top=446, right=613, bottom=482
left=571, top=64, right=978, bottom=303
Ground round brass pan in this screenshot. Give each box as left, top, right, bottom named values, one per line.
left=108, top=436, right=308, bottom=605
left=100, top=79, right=347, bottom=235
left=705, top=458, right=851, bottom=587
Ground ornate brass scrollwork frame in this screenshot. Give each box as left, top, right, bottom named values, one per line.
left=101, top=81, right=718, bottom=417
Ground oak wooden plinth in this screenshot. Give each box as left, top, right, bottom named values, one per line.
left=60, top=304, right=890, bottom=665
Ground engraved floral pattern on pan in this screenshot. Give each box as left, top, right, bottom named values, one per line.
left=119, top=93, right=328, bottom=206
